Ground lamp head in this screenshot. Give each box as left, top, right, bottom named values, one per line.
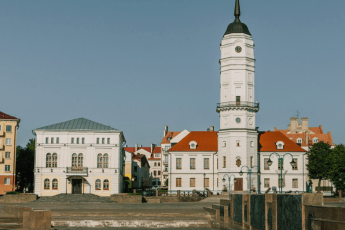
left=234, top=178, right=237, bottom=182
left=290, top=159, right=296, bottom=167
left=222, top=178, right=225, bottom=183
left=267, top=159, right=273, bottom=166
left=239, top=171, right=243, bottom=176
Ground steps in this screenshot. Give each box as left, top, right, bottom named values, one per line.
left=33, top=194, right=113, bottom=203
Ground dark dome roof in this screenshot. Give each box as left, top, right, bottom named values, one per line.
left=224, top=19, right=251, bottom=36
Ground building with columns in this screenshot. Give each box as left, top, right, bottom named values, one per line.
left=33, top=118, right=126, bottom=196
left=217, top=0, right=260, bottom=193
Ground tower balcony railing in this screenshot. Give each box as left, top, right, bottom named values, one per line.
left=217, top=101, right=259, bottom=109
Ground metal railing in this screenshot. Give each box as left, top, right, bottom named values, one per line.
left=163, top=160, right=169, bottom=165
left=66, top=167, right=88, bottom=175
left=217, top=101, right=259, bottom=109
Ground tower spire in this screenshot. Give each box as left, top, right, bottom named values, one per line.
left=234, top=0, right=241, bottom=21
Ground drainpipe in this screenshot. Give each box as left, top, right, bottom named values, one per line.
left=13, top=120, right=20, bottom=192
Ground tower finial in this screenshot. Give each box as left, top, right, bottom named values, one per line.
left=234, top=0, right=241, bottom=21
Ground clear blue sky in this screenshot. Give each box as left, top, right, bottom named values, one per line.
left=1, top=0, right=344, bottom=147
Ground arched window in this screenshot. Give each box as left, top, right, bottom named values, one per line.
left=103, top=179, right=109, bottom=190
left=78, top=153, right=83, bottom=167
left=97, top=154, right=103, bottom=168
left=52, top=179, right=58, bottom=189
left=313, top=138, right=319, bottom=143
left=95, top=179, right=101, bottom=190
left=52, top=153, right=57, bottom=168
left=72, top=153, right=77, bottom=167
left=44, top=179, right=50, bottom=189
left=103, top=154, right=108, bottom=168
left=46, top=153, right=52, bottom=167
left=297, top=138, right=302, bottom=144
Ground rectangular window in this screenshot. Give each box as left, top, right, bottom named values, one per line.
left=56, top=137, right=59, bottom=144
left=176, top=178, right=182, bottom=187
left=51, top=137, right=54, bottom=144
left=107, top=138, right=110, bottom=144
left=5, top=138, right=11, bottom=146
left=97, top=138, right=99, bottom=144
left=190, top=158, right=195, bottom=169
left=158, top=162, right=160, bottom=166
left=76, top=138, right=79, bottom=144
left=6, top=125, right=12, bottom=132
left=165, top=146, right=170, bottom=151
left=264, top=158, right=270, bottom=170
left=5, top=165, right=10, bottom=172
left=164, top=166, right=168, bottom=172
left=154, top=171, right=157, bottom=176
left=5, top=152, right=10, bottom=159
left=292, top=158, right=298, bottom=170
left=4, top=178, right=10, bottom=185
left=134, top=166, right=137, bottom=172
left=217, top=178, right=219, bottom=187
left=158, top=171, right=161, bottom=176
left=250, top=157, right=253, bottom=168
left=264, top=178, right=270, bottom=188
left=71, top=138, right=74, bottom=144
left=190, top=178, right=195, bottom=187
left=204, top=158, right=210, bottom=169
left=82, top=138, right=85, bottom=144
left=46, top=137, right=49, bottom=144
left=278, top=178, right=285, bottom=188
left=176, top=158, right=182, bottom=169
left=236, top=96, right=241, bottom=105
left=204, top=178, right=209, bottom=187
left=292, top=179, right=298, bottom=188
left=223, top=156, right=226, bottom=168
left=102, top=138, right=105, bottom=144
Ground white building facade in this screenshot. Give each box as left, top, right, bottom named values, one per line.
left=33, top=118, right=126, bottom=197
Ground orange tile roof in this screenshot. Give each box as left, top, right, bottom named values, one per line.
left=168, top=131, right=218, bottom=152
left=161, top=131, right=181, bottom=144
left=125, top=146, right=161, bottom=160
left=258, top=131, right=306, bottom=152
left=274, top=125, right=334, bottom=147
left=153, top=147, right=161, bottom=153
left=0, top=111, right=19, bottom=120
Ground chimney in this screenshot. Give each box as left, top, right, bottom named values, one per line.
left=139, top=145, right=142, bottom=148
left=151, top=143, right=155, bottom=153
left=290, top=117, right=299, bottom=133
left=210, top=126, right=214, bottom=131
left=301, top=117, right=308, bottom=132
left=164, top=125, right=168, bottom=137
left=135, top=144, right=138, bottom=152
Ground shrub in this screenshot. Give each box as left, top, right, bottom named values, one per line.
left=6, top=191, right=20, bottom=195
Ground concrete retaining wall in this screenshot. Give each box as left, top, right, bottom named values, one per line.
left=4, top=205, right=33, bottom=219
left=3, top=194, right=38, bottom=203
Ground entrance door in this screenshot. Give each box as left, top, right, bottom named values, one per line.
left=72, top=179, right=82, bottom=194
left=234, top=178, right=243, bottom=191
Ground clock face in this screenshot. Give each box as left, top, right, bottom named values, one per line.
left=235, top=46, right=242, bottom=53
left=235, top=117, right=241, bottom=123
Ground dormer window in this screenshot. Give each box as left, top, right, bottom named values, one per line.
left=313, top=138, right=319, bottom=143
left=276, top=141, right=285, bottom=150
left=297, top=138, right=302, bottom=144
left=189, top=141, right=197, bottom=149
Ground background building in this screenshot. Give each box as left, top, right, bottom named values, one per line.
left=33, top=118, right=126, bottom=196
left=0, top=111, right=20, bottom=194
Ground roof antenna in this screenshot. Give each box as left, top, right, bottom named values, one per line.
left=234, top=0, right=241, bottom=22
left=296, top=110, right=300, bottom=118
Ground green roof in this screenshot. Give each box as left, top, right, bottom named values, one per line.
left=34, top=118, right=121, bottom=132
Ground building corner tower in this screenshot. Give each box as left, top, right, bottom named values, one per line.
left=217, top=0, right=260, bottom=193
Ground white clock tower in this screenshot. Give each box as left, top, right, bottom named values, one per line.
left=217, top=0, right=260, bottom=193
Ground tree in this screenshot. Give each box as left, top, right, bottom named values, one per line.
left=328, top=144, right=345, bottom=192
left=164, top=178, right=168, bottom=187
left=306, top=141, right=333, bottom=192
left=16, top=139, right=35, bottom=192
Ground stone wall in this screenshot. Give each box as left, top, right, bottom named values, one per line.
left=110, top=194, right=142, bottom=203
left=3, top=194, right=38, bottom=203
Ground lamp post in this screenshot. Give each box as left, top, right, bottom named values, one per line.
left=222, top=174, right=236, bottom=200
left=239, top=165, right=260, bottom=194
left=267, top=153, right=296, bottom=194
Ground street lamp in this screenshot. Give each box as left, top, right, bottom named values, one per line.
left=267, top=153, right=296, bottom=194
left=239, top=165, right=260, bottom=194
left=222, top=174, right=236, bottom=200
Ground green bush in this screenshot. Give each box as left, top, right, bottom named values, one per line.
left=6, top=191, right=20, bottom=195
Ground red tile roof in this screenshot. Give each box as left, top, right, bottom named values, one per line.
left=168, top=131, right=218, bottom=152
left=258, top=131, right=306, bottom=152
left=274, top=125, right=334, bottom=147
left=0, top=111, right=19, bottom=120
left=153, top=147, right=161, bottom=153
left=161, top=131, right=181, bottom=144
left=124, top=146, right=161, bottom=160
